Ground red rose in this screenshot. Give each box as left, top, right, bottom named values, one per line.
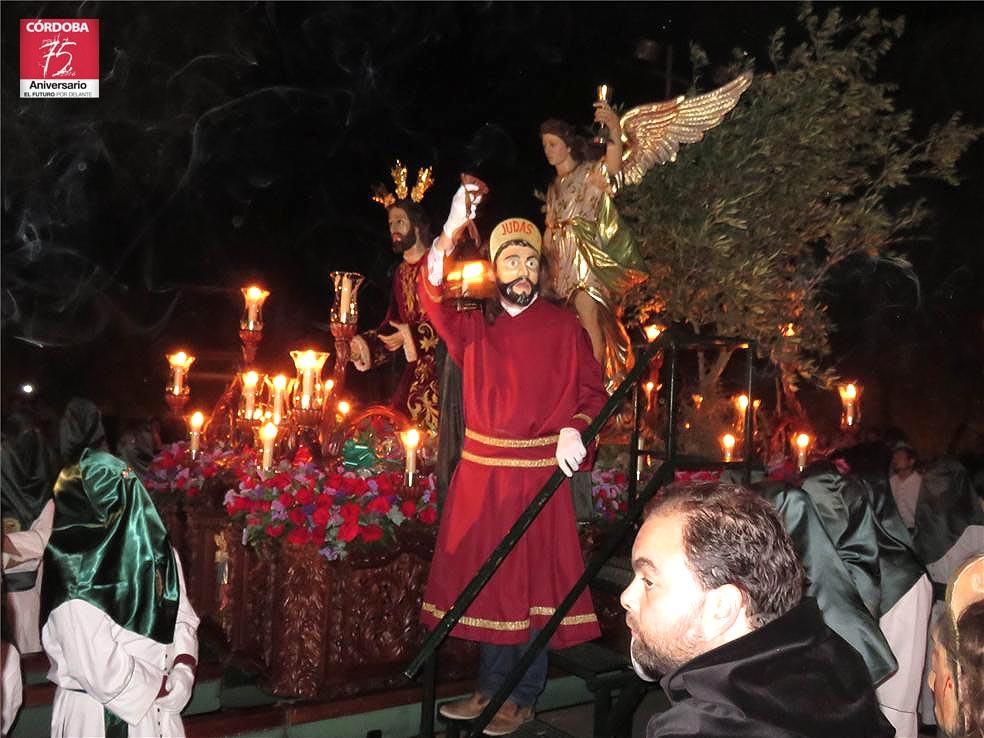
left=293, top=446, right=313, bottom=465
left=266, top=524, right=285, bottom=538
left=366, top=496, right=391, bottom=515
left=202, top=463, right=218, bottom=478
left=326, top=473, right=345, bottom=490
left=340, top=502, right=361, bottom=522
left=337, top=519, right=359, bottom=542
left=288, top=508, right=307, bottom=526
left=418, top=505, right=438, bottom=525
left=400, top=500, right=416, bottom=517
left=175, top=476, right=188, bottom=490
left=314, top=493, right=332, bottom=508
left=375, top=474, right=396, bottom=495
left=267, top=472, right=292, bottom=490
left=246, top=514, right=260, bottom=527
left=312, top=506, right=332, bottom=527
left=359, top=524, right=384, bottom=543
left=296, top=486, right=315, bottom=506
left=277, top=492, right=293, bottom=508
left=286, top=528, right=310, bottom=546
left=310, top=525, right=326, bottom=543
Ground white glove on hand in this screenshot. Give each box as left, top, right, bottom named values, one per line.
left=442, top=184, right=483, bottom=239
left=556, top=427, right=586, bottom=477
left=156, top=664, right=195, bottom=713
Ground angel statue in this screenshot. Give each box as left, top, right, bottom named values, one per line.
left=540, top=71, right=753, bottom=390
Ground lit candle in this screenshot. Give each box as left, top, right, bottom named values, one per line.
left=401, top=428, right=420, bottom=482
left=794, top=433, right=811, bottom=472
left=260, top=422, right=278, bottom=471
left=838, top=383, right=860, bottom=428
left=337, top=400, right=351, bottom=419
left=339, top=275, right=353, bottom=322
left=461, top=261, right=485, bottom=296
left=734, top=394, right=750, bottom=436
left=597, top=83, right=610, bottom=103
left=692, top=394, right=704, bottom=410
left=643, top=324, right=662, bottom=342
left=188, top=411, right=204, bottom=459
left=167, top=351, right=195, bottom=395
left=242, top=371, right=259, bottom=419
left=241, top=285, right=270, bottom=331
left=290, top=350, right=329, bottom=411
left=721, top=433, right=736, bottom=463
left=271, top=374, right=287, bottom=425
left=643, top=381, right=655, bottom=411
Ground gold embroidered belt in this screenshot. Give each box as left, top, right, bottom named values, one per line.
left=461, top=428, right=559, bottom=468
left=422, top=601, right=597, bottom=631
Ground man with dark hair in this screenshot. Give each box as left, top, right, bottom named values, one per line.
left=622, top=481, right=894, bottom=737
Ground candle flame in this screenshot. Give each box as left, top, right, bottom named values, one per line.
left=245, top=286, right=267, bottom=302
left=643, top=324, right=663, bottom=342
left=461, top=262, right=485, bottom=280
left=243, top=371, right=259, bottom=387
left=188, top=411, right=205, bottom=431
left=273, top=374, right=287, bottom=390
left=167, top=351, right=195, bottom=369
left=795, top=433, right=811, bottom=450
left=325, top=378, right=335, bottom=392
left=838, top=382, right=858, bottom=400
left=260, top=422, right=278, bottom=441
left=736, top=394, right=750, bottom=411
left=721, top=433, right=736, bottom=450
left=337, top=400, right=351, bottom=416
left=644, top=381, right=655, bottom=393
left=782, top=322, right=796, bottom=337
left=402, top=428, right=420, bottom=449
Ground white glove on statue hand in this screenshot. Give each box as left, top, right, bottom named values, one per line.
left=556, top=427, right=586, bottom=478
left=442, top=184, right=483, bottom=239
left=155, top=664, right=195, bottom=713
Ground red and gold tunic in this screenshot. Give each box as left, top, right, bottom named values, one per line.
left=418, top=271, right=607, bottom=646
left=359, top=258, right=440, bottom=432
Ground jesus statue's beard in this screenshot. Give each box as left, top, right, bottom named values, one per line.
left=391, top=229, right=416, bottom=254
left=498, top=278, right=539, bottom=307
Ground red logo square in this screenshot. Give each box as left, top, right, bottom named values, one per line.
left=20, top=18, right=100, bottom=98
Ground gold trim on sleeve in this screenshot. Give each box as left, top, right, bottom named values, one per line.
left=573, top=413, right=592, bottom=424
left=465, top=428, right=559, bottom=448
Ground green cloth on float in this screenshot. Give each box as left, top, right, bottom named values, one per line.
left=754, top=481, right=897, bottom=685
left=569, top=191, right=648, bottom=298
left=800, top=465, right=883, bottom=618
left=914, top=458, right=984, bottom=570
left=342, top=439, right=378, bottom=471
left=42, top=450, right=180, bottom=737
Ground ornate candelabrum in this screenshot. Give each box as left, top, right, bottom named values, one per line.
left=329, top=271, right=365, bottom=389
left=239, top=285, right=270, bottom=365
left=838, top=382, right=861, bottom=430
left=165, top=350, right=195, bottom=417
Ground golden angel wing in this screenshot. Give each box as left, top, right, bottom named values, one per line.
left=619, top=71, right=753, bottom=186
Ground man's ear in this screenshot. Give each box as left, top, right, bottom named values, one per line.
left=701, top=583, right=745, bottom=641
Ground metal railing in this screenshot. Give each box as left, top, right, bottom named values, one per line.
left=408, top=329, right=758, bottom=737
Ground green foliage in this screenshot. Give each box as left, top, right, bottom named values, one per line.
left=620, top=4, right=981, bottom=394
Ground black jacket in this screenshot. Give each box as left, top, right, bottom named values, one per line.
left=647, top=598, right=894, bottom=738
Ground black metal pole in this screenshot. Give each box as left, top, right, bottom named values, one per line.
left=743, top=343, right=754, bottom=485
left=664, top=344, right=679, bottom=462
left=418, top=651, right=436, bottom=738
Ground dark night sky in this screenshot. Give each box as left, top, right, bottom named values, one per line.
left=2, top=2, right=982, bottom=450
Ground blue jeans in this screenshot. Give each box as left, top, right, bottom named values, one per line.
left=477, top=631, right=548, bottom=708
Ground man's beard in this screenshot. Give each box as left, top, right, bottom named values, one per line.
left=497, top=278, right=539, bottom=307
left=627, top=600, right=708, bottom=680
left=391, top=229, right=416, bottom=254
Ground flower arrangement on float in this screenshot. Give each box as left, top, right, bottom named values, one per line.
left=221, top=457, right=439, bottom=560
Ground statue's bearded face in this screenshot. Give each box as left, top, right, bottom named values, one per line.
left=495, top=243, right=540, bottom=307
left=388, top=207, right=417, bottom=254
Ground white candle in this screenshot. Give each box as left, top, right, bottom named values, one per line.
left=260, top=422, right=277, bottom=470
left=402, top=428, right=420, bottom=480
left=188, top=411, right=205, bottom=458
left=339, top=275, right=353, bottom=322
left=795, top=433, right=811, bottom=472
left=272, top=375, right=287, bottom=424
left=242, top=371, right=259, bottom=419
left=301, top=368, right=314, bottom=410
left=172, top=367, right=185, bottom=395
left=721, top=433, right=736, bottom=463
